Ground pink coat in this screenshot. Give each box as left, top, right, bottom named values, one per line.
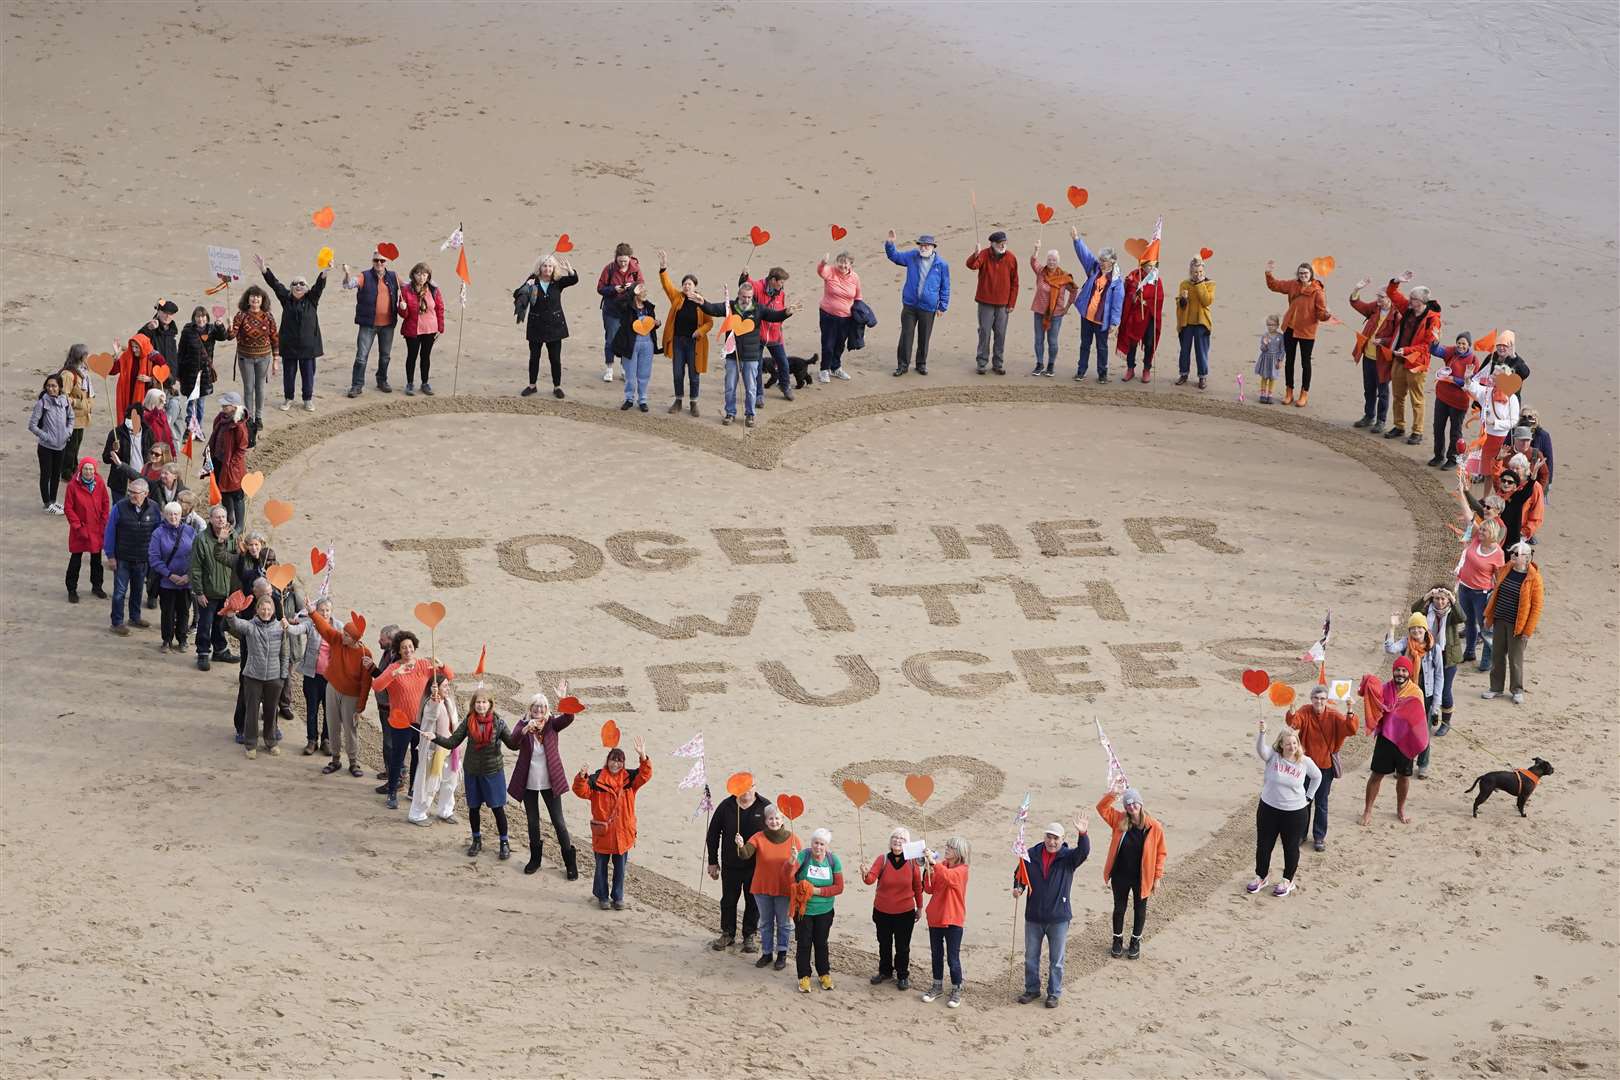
left=507, top=712, right=575, bottom=799
left=397, top=284, right=445, bottom=337
left=816, top=261, right=862, bottom=317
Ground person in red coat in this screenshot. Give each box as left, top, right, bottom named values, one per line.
left=397, top=262, right=446, bottom=396
left=1428, top=332, right=1478, bottom=468
left=1385, top=272, right=1443, bottom=445
left=63, top=456, right=111, bottom=603
left=208, top=391, right=250, bottom=531
left=1117, top=259, right=1165, bottom=382
left=965, top=231, right=1019, bottom=375
left=110, top=332, right=157, bottom=420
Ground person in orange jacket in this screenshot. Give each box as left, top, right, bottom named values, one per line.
left=1097, top=783, right=1167, bottom=960
left=1285, top=684, right=1359, bottom=851
left=572, top=737, right=652, bottom=910
left=1481, top=542, right=1543, bottom=705
left=920, top=836, right=971, bottom=1009
left=1384, top=270, right=1443, bottom=444
left=1263, top=260, right=1332, bottom=407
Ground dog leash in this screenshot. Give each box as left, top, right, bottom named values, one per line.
left=1448, top=724, right=1517, bottom=768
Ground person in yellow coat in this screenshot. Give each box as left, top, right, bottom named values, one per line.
left=1175, top=256, right=1216, bottom=389
left=657, top=249, right=714, bottom=417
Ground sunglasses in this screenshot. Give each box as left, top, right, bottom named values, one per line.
left=372, top=258, right=386, bottom=264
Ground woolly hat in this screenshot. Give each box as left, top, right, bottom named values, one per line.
left=1121, top=788, right=1143, bottom=808
left=1511, top=426, right=1532, bottom=441
left=1406, top=612, right=1428, bottom=631
left=1392, top=655, right=1415, bottom=677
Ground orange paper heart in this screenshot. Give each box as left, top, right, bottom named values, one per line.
left=1310, top=255, right=1336, bottom=278
left=830, top=224, right=847, bottom=241
left=309, top=547, right=328, bottom=574
left=1268, top=682, right=1296, bottom=707
left=239, top=471, right=264, bottom=499
left=841, top=779, right=871, bottom=808
left=731, top=318, right=754, bottom=336
left=632, top=316, right=655, bottom=335
left=554, top=233, right=574, bottom=253
left=413, top=600, right=446, bottom=629
left=349, top=611, right=366, bottom=636
left=1035, top=203, right=1054, bottom=224
left=1123, top=237, right=1150, bottom=260
left=151, top=363, right=170, bottom=383
left=220, top=589, right=252, bottom=617
left=726, top=772, right=754, bottom=797
left=376, top=242, right=399, bottom=261
left=311, top=206, right=335, bottom=229
left=316, top=246, right=334, bottom=270
left=265, top=563, right=295, bottom=591
left=904, top=774, right=934, bottom=805
left=1199, top=247, right=1215, bottom=260
left=1066, top=185, right=1088, bottom=208
left=749, top=225, right=770, bottom=246
left=86, top=352, right=116, bottom=378
left=600, top=719, right=621, bottom=748
left=1241, top=669, right=1271, bottom=695
left=262, top=499, right=294, bottom=528
left=557, top=695, right=585, bottom=715
left=776, top=794, right=805, bottom=821
left=1494, top=372, right=1523, bottom=397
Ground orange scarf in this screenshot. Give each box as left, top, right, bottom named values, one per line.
left=1041, top=266, right=1075, bottom=330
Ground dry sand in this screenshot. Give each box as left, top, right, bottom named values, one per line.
left=1, top=2, right=1616, bottom=1077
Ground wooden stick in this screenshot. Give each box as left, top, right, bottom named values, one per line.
left=854, top=804, right=865, bottom=867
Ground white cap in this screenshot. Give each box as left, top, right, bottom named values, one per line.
left=1042, top=822, right=1064, bottom=839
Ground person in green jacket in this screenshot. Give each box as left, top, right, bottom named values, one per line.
left=792, top=827, right=844, bottom=993
left=432, top=688, right=522, bottom=860
left=188, top=504, right=238, bottom=670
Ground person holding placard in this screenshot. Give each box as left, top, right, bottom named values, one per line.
left=920, top=837, right=970, bottom=1008
left=1097, top=784, right=1166, bottom=960
left=790, top=828, right=843, bottom=992
left=862, top=826, right=923, bottom=991
left=1284, top=685, right=1356, bottom=851
left=1014, top=817, right=1089, bottom=1008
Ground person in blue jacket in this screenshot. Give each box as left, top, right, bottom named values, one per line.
left=1012, top=814, right=1089, bottom=1008
left=1069, top=225, right=1124, bottom=382
left=884, top=229, right=950, bottom=377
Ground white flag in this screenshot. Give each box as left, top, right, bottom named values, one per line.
left=677, top=758, right=707, bottom=791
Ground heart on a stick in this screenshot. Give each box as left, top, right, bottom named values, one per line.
left=151, top=363, right=170, bottom=383
left=554, top=234, right=574, bottom=253
left=1066, top=186, right=1088, bottom=208
left=1035, top=203, right=1054, bottom=224
left=726, top=772, right=754, bottom=797
left=1241, top=669, right=1271, bottom=695
left=86, top=352, right=116, bottom=377
left=265, top=563, right=295, bottom=591
left=1310, top=255, right=1336, bottom=278
left=239, top=471, right=265, bottom=499
left=413, top=600, right=446, bottom=629
left=556, top=695, right=585, bottom=715
left=309, top=547, right=328, bottom=574
left=905, top=774, right=935, bottom=805
left=600, top=719, right=621, bottom=748
left=376, top=242, right=400, bottom=262
left=210, top=305, right=226, bottom=320
left=829, top=224, right=847, bottom=241
left=632, top=316, right=656, bottom=335
left=1268, top=682, right=1296, bottom=707
left=776, top=794, right=805, bottom=821
left=749, top=225, right=770, bottom=247
left=311, top=206, right=335, bottom=229
left=1199, top=247, right=1215, bottom=260
left=1123, top=237, right=1150, bottom=261
left=831, top=756, right=1005, bottom=832
left=840, top=779, right=871, bottom=808
left=731, top=318, right=754, bottom=336
left=263, top=499, right=294, bottom=529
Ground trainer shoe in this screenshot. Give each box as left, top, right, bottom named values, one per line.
left=602, top=368, right=614, bottom=382
left=833, top=369, right=850, bottom=380
left=921, top=981, right=943, bottom=1003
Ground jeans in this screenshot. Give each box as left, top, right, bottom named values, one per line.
left=242, top=676, right=282, bottom=749
left=755, top=893, right=792, bottom=955
left=1077, top=320, right=1110, bottom=377
left=1458, top=583, right=1491, bottom=659
left=671, top=336, right=699, bottom=399
left=528, top=339, right=562, bottom=387
left=1023, top=919, right=1069, bottom=998
left=1283, top=331, right=1314, bottom=392
left=1033, top=312, right=1063, bottom=368
left=974, top=303, right=1009, bottom=370
left=382, top=723, right=412, bottom=795
left=37, top=445, right=64, bottom=506
left=281, top=356, right=316, bottom=402
left=194, top=595, right=228, bottom=657
left=795, top=910, right=833, bottom=977
left=352, top=323, right=395, bottom=388
left=819, top=309, right=851, bottom=371
left=896, top=306, right=936, bottom=371
left=1125, top=319, right=1157, bottom=371
left=1434, top=399, right=1465, bottom=460
left=929, top=924, right=964, bottom=986
left=1360, top=357, right=1390, bottom=421
left=601, top=308, right=621, bottom=367
left=763, top=342, right=788, bottom=396
left=110, top=558, right=146, bottom=626
left=1311, top=765, right=1336, bottom=842
left=1489, top=622, right=1527, bottom=694
left=66, top=551, right=104, bottom=595
left=157, top=588, right=191, bottom=646
left=404, top=334, right=436, bottom=385
left=1256, top=799, right=1308, bottom=881
left=873, top=908, right=916, bottom=978
left=724, top=358, right=759, bottom=417
left=593, top=852, right=627, bottom=903
left=239, top=354, right=272, bottom=422
left=720, top=863, right=759, bottom=938
left=622, top=338, right=654, bottom=404
left=303, top=673, right=328, bottom=744
left=1178, top=324, right=1210, bottom=378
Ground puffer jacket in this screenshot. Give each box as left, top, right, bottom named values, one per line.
left=28, top=393, right=72, bottom=451
left=694, top=298, right=791, bottom=364
left=104, top=496, right=161, bottom=565
left=147, top=520, right=196, bottom=591
left=226, top=614, right=305, bottom=680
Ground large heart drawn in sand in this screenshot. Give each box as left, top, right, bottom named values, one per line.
left=830, top=755, right=1005, bottom=832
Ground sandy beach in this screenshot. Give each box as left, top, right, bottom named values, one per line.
left=2, top=2, right=1616, bottom=1076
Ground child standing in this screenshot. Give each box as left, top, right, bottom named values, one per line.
left=1254, top=315, right=1284, bottom=404
left=432, top=689, right=518, bottom=857
left=920, top=837, right=971, bottom=1008
left=572, top=738, right=653, bottom=910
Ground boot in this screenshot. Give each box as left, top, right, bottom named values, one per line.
left=1127, top=935, right=1142, bottom=960
left=498, top=837, right=511, bottom=860
left=1435, top=709, right=1452, bottom=738
left=562, top=845, right=580, bottom=881
left=1283, top=388, right=1295, bottom=405
left=709, top=933, right=735, bottom=952
left=466, top=835, right=483, bottom=857
left=1295, top=390, right=1309, bottom=407
left=525, top=833, right=544, bottom=875
left=741, top=933, right=759, bottom=954
left=1111, top=934, right=1124, bottom=958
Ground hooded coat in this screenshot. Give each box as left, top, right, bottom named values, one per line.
left=209, top=410, right=248, bottom=491
left=111, top=333, right=157, bottom=419
left=572, top=756, right=653, bottom=855
left=63, top=458, right=110, bottom=554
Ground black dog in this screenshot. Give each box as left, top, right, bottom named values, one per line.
left=762, top=353, right=819, bottom=390
left=1466, top=758, right=1553, bottom=817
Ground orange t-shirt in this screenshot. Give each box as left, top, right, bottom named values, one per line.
left=745, top=831, right=800, bottom=896
left=373, top=278, right=392, bottom=327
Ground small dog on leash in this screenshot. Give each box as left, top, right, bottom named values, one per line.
left=763, top=353, right=820, bottom=390
left=1466, top=758, right=1554, bottom=817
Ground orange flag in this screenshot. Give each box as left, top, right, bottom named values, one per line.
left=474, top=644, right=487, bottom=676
left=455, top=245, right=470, bottom=284
left=208, top=474, right=222, bottom=506
left=182, top=433, right=194, bottom=461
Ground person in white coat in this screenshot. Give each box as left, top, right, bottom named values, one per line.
left=408, top=673, right=462, bottom=825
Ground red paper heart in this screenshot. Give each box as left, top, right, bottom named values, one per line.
left=310, top=547, right=328, bottom=574
left=349, top=611, right=366, bottom=636
left=555, top=233, right=574, bottom=253
left=600, top=719, right=621, bottom=748
left=749, top=225, right=770, bottom=247
left=376, top=242, right=399, bottom=261
left=776, top=794, right=805, bottom=821
left=1066, top=186, right=1088, bottom=208
left=556, top=695, right=585, bottom=715
left=1035, top=203, right=1054, bottom=224
left=311, top=206, right=335, bottom=229
left=1199, top=247, right=1215, bottom=260
left=86, top=352, right=116, bottom=377
left=1241, top=669, right=1271, bottom=695
left=221, top=589, right=251, bottom=617
left=829, top=224, right=847, bottom=241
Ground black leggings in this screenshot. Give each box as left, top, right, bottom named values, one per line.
left=1283, top=331, right=1314, bottom=391
left=529, top=339, right=562, bottom=387
left=37, top=445, right=64, bottom=506
left=522, top=786, right=574, bottom=852
left=795, top=910, right=833, bottom=977
left=1111, top=876, right=1147, bottom=938
left=1433, top=399, right=1466, bottom=461
left=1256, top=799, right=1309, bottom=881
left=405, top=334, right=436, bottom=384
left=469, top=803, right=509, bottom=839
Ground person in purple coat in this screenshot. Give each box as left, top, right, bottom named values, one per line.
left=509, top=687, right=580, bottom=880
left=146, top=500, right=196, bottom=652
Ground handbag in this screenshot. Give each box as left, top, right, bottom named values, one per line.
left=1330, top=751, right=1343, bottom=779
